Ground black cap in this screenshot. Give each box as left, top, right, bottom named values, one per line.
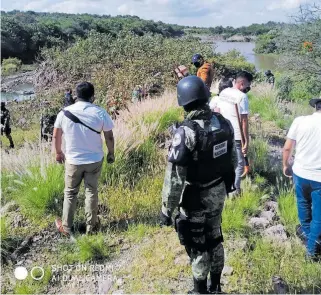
left=309, top=98, right=321, bottom=107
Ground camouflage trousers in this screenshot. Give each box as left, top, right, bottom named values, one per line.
left=179, top=182, right=226, bottom=280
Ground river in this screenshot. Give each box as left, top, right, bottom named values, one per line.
left=214, top=41, right=278, bottom=72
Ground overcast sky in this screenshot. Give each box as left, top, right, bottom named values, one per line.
left=1, top=0, right=316, bottom=27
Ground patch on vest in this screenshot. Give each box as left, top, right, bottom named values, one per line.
left=172, top=133, right=182, bottom=147
left=213, top=141, right=227, bottom=158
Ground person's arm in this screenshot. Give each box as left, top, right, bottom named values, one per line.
left=53, top=128, right=64, bottom=163
left=103, top=130, right=115, bottom=163
left=241, top=114, right=249, bottom=154
left=282, top=138, right=295, bottom=177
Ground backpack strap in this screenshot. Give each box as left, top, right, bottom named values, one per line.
left=63, top=110, right=101, bottom=134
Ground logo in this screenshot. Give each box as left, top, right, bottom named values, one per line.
left=169, top=148, right=180, bottom=160
left=213, top=141, right=227, bottom=158
left=172, top=133, right=182, bottom=147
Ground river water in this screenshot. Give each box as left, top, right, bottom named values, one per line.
left=1, top=82, right=35, bottom=102
left=214, top=41, right=278, bottom=72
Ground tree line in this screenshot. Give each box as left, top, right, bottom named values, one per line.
left=1, top=11, right=185, bottom=63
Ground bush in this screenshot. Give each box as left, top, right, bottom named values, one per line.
left=1, top=57, right=22, bottom=75
left=276, top=75, right=293, bottom=100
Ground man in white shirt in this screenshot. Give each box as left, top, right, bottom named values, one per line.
left=53, top=82, right=115, bottom=236
left=283, top=97, right=321, bottom=261
left=216, top=71, right=253, bottom=195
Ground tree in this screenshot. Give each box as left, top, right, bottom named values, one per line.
left=277, top=4, right=321, bottom=78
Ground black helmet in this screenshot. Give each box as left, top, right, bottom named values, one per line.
left=265, top=70, right=272, bottom=76
left=177, top=76, right=210, bottom=106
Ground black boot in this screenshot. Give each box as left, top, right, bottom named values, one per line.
left=208, top=272, right=222, bottom=294
left=188, top=277, right=208, bottom=294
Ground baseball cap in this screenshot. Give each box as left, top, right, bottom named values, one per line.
left=309, top=97, right=321, bottom=107
left=191, top=53, right=203, bottom=64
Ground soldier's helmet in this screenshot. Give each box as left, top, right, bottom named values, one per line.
left=177, top=75, right=210, bottom=106
left=265, top=70, right=272, bottom=76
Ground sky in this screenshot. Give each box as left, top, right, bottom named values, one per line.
left=1, top=0, right=317, bottom=27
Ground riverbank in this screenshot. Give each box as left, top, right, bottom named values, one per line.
left=1, top=71, right=36, bottom=94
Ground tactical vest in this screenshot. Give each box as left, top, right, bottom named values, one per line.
left=182, top=113, right=234, bottom=185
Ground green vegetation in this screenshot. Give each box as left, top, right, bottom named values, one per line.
left=185, top=21, right=283, bottom=38
left=1, top=11, right=184, bottom=63
left=1, top=57, right=22, bottom=75
left=254, top=30, right=279, bottom=54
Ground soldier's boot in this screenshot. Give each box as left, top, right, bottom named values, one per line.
left=208, top=272, right=222, bottom=294
left=188, top=277, right=208, bottom=294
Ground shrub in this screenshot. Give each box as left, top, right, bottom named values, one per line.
left=1, top=57, right=22, bottom=75
left=276, top=75, right=293, bottom=100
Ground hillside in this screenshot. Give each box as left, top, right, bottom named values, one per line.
left=1, top=84, right=321, bottom=294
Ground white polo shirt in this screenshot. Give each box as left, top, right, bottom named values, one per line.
left=216, top=88, right=249, bottom=141
left=54, top=101, right=114, bottom=165
left=287, top=112, right=321, bottom=182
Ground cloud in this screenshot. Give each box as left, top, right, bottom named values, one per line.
left=267, top=0, right=312, bottom=11
left=0, top=0, right=310, bottom=27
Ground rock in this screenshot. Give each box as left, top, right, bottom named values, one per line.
left=11, top=236, right=33, bottom=261
left=249, top=217, right=270, bottom=229
left=222, top=266, right=233, bottom=276
left=263, top=225, right=288, bottom=242
left=0, top=201, right=18, bottom=214
left=174, top=255, right=190, bottom=266
left=272, top=275, right=289, bottom=294
left=260, top=211, right=275, bottom=222
left=264, top=201, right=278, bottom=212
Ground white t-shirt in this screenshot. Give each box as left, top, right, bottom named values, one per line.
left=54, top=101, right=114, bottom=165
left=215, top=88, right=249, bottom=141
left=287, top=113, right=321, bottom=182
left=209, top=95, right=219, bottom=111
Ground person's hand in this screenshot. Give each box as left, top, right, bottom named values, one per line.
left=283, top=166, right=293, bottom=178
left=107, top=152, right=115, bottom=164
left=160, top=211, right=172, bottom=227
left=242, top=143, right=248, bottom=155
left=56, top=152, right=65, bottom=164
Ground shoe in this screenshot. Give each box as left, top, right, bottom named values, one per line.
left=188, top=277, right=208, bottom=294
left=55, top=218, right=71, bottom=236
left=208, top=272, right=223, bottom=294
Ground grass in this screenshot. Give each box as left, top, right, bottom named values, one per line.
left=12, top=266, right=52, bottom=295
left=228, top=237, right=321, bottom=294
left=59, top=233, right=112, bottom=264
left=1, top=124, right=39, bottom=149
left=248, top=137, right=270, bottom=176
left=222, top=178, right=261, bottom=234
left=8, top=164, right=64, bottom=220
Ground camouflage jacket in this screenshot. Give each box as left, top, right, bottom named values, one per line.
left=161, top=113, right=238, bottom=217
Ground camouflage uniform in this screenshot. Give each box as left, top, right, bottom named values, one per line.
left=162, top=108, right=237, bottom=285
left=1, top=104, right=14, bottom=148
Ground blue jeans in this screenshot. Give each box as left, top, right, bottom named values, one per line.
left=293, top=174, right=321, bottom=256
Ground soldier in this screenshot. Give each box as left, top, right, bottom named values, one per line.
left=1, top=102, right=14, bottom=148
left=160, top=76, right=237, bottom=294
left=64, top=88, right=75, bottom=107
left=265, top=70, right=275, bottom=87
left=40, top=105, right=60, bottom=142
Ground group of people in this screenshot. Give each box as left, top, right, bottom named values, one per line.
left=2, top=52, right=319, bottom=293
